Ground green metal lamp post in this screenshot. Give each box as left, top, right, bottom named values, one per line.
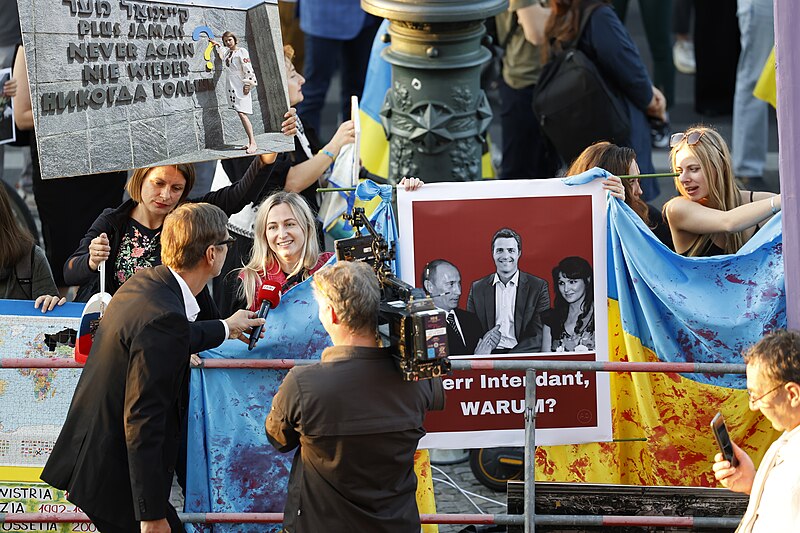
left=361, top=0, right=508, bottom=182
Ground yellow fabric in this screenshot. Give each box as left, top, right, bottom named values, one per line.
left=359, top=110, right=496, bottom=180
left=535, top=298, right=779, bottom=486
left=360, top=110, right=391, bottom=177
left=414, top=449, right=439, bottom=533
left=753, top=47, right=777, bottom=108
left=0, top=465, right=43, bottom=483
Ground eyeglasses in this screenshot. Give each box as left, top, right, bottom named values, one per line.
left=669, top=130, right=704, bottom=148
left=747, top=382, right=785, bottom=406
left=215, top=236, right=236, bottom=248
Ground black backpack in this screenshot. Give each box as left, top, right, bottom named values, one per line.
left=532, top=3, right=631, bottom=165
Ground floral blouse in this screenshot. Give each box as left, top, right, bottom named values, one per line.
left=115, top=219, right=161, bottom=285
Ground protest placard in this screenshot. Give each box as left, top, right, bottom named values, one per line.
left=17, top=0, right=291, bottom=178
left=397, top=179, right=613, bottom=447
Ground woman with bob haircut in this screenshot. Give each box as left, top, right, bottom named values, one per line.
left=542, top=256, right=595, bottom=352
left=567, top=141, right=673, bottom=249
left=64, top=112, right=296, bottom=305
left=664, top=125, right=780, bottom=256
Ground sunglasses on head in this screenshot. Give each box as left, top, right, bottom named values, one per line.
left=670, top=130, right=705, bottom=148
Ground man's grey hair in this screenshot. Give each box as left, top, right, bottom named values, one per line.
left=744, top=330, right=800, bottom=385
left=313, top=261, right=380, bottom=333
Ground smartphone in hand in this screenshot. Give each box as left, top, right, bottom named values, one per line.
left=711, top=412, right=739, bottom=467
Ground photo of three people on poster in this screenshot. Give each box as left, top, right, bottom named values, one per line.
left=422, top=227, right=595, bottom=357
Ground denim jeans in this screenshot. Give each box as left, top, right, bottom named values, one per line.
left=731, top=0, right=774, bottom=178
left=296, top=18, right=379, bottom=136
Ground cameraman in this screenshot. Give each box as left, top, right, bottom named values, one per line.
left=266, top=261, right=444, bottom=532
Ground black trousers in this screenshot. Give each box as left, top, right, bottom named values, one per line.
left=498, top=79, right=560, bottom=179
left=693, top=0, right=740, bottom=115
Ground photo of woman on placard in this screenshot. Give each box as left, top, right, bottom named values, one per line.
left=212, top=31, right=259, bottom=154
left=542, top=256, right=595, bottom=352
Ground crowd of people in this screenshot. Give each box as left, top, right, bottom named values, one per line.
left=0, top=0, right=791, bottom=531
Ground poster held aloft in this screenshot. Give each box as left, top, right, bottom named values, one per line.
left=17, top=0, right=292, bottom=179
left=396, top=178, right=613, bottom=448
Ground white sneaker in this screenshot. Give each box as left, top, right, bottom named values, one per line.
left=673, top=40, right=696, bottom=75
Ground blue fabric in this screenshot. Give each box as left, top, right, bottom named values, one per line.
left=299, top=0, right=367, bottom=40
left=561, top=166, right=612, bottom=185
left=355, top=179, right=400, bottom=277
left=0, top=300, right=82, bottom=317
left=607, top=198, right=785, bottom=388
left=355, top=178, right=393, bottom=203
left=184, top=185, right=400, bottom=532
left=360, top=19, right=392, bottom=124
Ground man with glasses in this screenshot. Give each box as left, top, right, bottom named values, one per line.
left=42, top=203, right=264, bottom=533
left=712, top=330, right=800, bottom=531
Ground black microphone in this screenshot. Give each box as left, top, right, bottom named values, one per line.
left=248, top=281, right=282, bottom=351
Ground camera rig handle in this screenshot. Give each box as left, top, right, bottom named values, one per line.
left=340, top=207, right=424, bottom=302
left=335, top=207, right=451, bottom=381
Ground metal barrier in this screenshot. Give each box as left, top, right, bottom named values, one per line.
left=1, top=357, right=747, bottom=531
left=0, top=511, right=741, bottom=527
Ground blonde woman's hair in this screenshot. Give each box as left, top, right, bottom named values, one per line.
left=667, top=125, right=744, bottom=255
left=239, top=191, right=320, bottom=308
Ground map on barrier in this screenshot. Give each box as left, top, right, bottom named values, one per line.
left=0, top=301, right=85, bottom=532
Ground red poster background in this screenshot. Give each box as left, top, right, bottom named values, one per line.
left=424, top=353, right=598, bottom=431
left=410, top=196, right=593, bottom=306
left=410, top=194, right=598, bottom=434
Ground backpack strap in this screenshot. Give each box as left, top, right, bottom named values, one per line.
left=14, top=245, right=34, bottom=299
left=564, top=1, right=606, bottom=50
left=500, top=12, right=519, bottom=49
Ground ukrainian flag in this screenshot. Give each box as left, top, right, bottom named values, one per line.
left=325, top=20, right=496, bottom=240
left=360, top=19, right=496, bottom=180
left=536, top=198, right=784, bottom=486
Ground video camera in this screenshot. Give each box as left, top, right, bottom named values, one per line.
left=334, top=207, right=451, bottom=381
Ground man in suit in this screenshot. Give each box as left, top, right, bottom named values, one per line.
left=41, top=203, right=265, bottom=533
left=712, top=330, right=800, bottom=531
left=467, top=228, right=550, bottom=353
left=422, top=259, right=500, bottom=355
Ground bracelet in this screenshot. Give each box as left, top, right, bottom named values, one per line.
left=319, top=149, right=335, bottom=161
left=770, top=196, right=778, bottom=215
